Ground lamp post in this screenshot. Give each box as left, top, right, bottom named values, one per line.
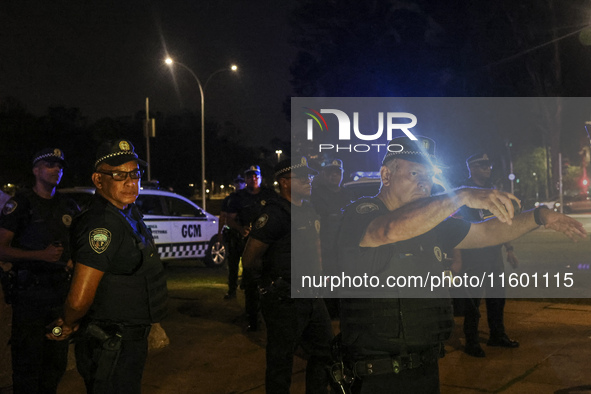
left=165, top=57, right=238, bottom=211
left=275, top=150, right=282, bottom=163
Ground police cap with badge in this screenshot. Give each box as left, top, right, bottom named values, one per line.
left=274, top=157, right=318, bottom=179
left=94, top=139, right=148, bottom=169
left=382, top=136, right=438, bottom=167
left=32, top=148, right=67, bottom=168
left=466, top=153, right=492, bottom=169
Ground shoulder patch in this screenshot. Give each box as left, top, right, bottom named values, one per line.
left=2, top=200, right=17, bottom=215
left=356, top=202, right=379, bottom=214
left=255, top=214, right=269, bottom=229
left=89, top=228, right=112, bottom=254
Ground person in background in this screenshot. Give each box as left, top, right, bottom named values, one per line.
left=220, top=175, right=246, bottom=300
left=311, top=158, right=353, bottom=318
left=453, top=153, right=519, bottom=358
left=225, top=165, right=278, bottom=331
left=242, top=157, right=333, bottom=393
left=0, top=148, right=79, bottom=393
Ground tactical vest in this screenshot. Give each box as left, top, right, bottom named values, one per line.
left=86, top=200, right=168, bottom=325
left=340, top=199, right=454, bottom=358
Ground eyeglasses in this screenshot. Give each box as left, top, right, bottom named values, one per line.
left=97, top=169, right=143, bottom=181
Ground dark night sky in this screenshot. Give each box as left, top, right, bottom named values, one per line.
left=0, top=1, right=295, bottom=147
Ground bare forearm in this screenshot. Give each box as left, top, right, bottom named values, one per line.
left=362, top=192, right=462, bottom=247
left=458, top=210, right=537, bottom=249
left=62, top=298, right=91, bottom=327
left=0, top=246, right=42, bottom=262
left=242, top=238, right=268, bottom=270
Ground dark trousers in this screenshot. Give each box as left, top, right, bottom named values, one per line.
left=243, top=269, right=260, bottom=327
left=463, top=297, right=506, bottom=342
left=11, top=302, right=69, bottom=394
left=261, top=297, right=333, bottom=394
left=226, top=232, right=245, bottom=294
left=75, top=331, right=149, bottom=394
left=353, top=360, right=440, bottom=394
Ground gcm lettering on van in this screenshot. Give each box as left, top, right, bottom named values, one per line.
left=181, top=224, right=202, bottom=238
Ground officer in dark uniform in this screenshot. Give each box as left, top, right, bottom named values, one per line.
left=219, top=175, right=246, bottom=300
left=242, top=157, right=333, bottom=394
left=225, top=165, right=278, bottom=330
left=311, top=158, right=353, bottom=318
left=453, top=153, right=519, bottom=358
left=0, top=148, right=79, bottom=394
left=336, top=136, right=585, bottom=393
left=47, top=139, right=168, bottom=394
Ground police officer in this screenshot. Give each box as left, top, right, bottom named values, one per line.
left=47, top=139, right=168, bottom=394
left=0, top=148, right=79, bottom=394
left=242, top=157, right=333, bottom=394
left=220, top=175, right=246, bottom=300
left=453, top=153, right=519, bottom=358
left=225, top=165, right=278, bottom=330
left=336, top=136, right=585, bottom=393
left=310, top=158, right=353, bottom=318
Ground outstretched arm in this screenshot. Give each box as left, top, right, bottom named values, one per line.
left=361, top=187, right=520, bottom=247
left=456, top=207, right=586, bottom=250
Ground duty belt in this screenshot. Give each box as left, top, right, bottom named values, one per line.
left=90, top=322, right=152, bottom=341
left=353, top=346, right=441, bottom=377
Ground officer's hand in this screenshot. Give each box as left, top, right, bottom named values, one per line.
left=38, top=244, right=64, bottom=263
left=459, top=188, right=521, bottom=225
left=506, top=250, right=519, bottom=269
left=241, top=226, right=251, bottom=238
left=46, top=318, right=78, bottom=341
left=539, top=209, right=587, bottom=241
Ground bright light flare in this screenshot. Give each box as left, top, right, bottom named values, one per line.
left=165, top=58, right=173, bottom=65
left=231, top=64, right=238, bottom=71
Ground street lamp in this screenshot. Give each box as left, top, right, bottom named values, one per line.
left=165, top=57, right=238, bottom=211
left=275, top=150, right=282, bottom=162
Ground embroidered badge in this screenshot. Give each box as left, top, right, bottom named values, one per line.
left=315, top=219, right=321, bottom=234
left=2, top=200, right=17, bottom=215
left=62, top=214, right=72, bottom=227
left=255, top=214, right=269, bottom=229
left=356, top=202, right=379, bottom=214
left=54, top=148, right=62, bottom=157
left=89, top=228, right=111, bottom=254
left=433, top=246, right=443, bottom=262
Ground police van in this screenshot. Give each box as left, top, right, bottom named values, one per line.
left=59, top=187, right=226, bottom=267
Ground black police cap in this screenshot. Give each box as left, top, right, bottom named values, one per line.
left=274, top=157, right=318, bottom=179
left=32, top=148, right=67, bottom=168
left=94, top=139, right=147, bottom=169
left=382, top=136, right=438, bottom=167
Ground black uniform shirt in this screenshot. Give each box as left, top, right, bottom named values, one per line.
left=226, top=187, right=278, bottom=228
left=251, top=198, right=322, bottom=291
left=72, top=194, right=146, bottom=275
left=0, top=189, right=79, bottom=271
left=338, top=197, right=470, bottom=286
